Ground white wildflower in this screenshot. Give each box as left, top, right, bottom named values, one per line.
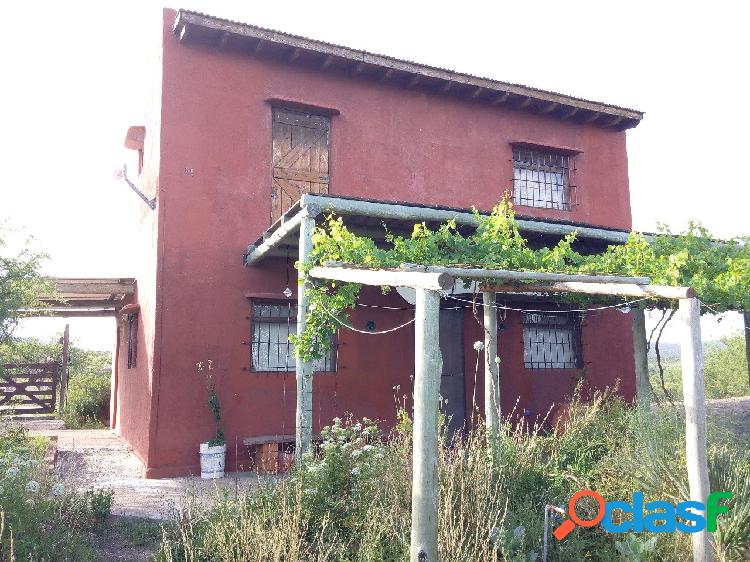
left=362, top=444, right=374, bottom=453
left=489, top=527, right=500, bottom=544
left=5, top=466, right=20, bottom=479
left=351, top=449, right=362, bottom=458
left=25, top=498, right=35, bottom=508
left=351, top=467, right=360, bottom=476
left=473, top=341, right=485, bottom=352
left=25, top=480, right=40, bottom=493
left=494, top=356, right=501, bottom=364
left=51, top=483, right=65, bottom=496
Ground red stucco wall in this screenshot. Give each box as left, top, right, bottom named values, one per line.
left=123, top=9, right=637, bottom=477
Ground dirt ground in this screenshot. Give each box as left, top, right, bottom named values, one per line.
left=24, top=422, right=274, bottom=561
left=26, top=426, right=270, bottom=520
left=706, top=396, right=750, bottom=444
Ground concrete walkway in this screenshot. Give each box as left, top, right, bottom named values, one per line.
left=26, top=426, right=272, bottom=520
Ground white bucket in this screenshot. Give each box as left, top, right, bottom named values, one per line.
left=199, top=443, right=226, bottom=479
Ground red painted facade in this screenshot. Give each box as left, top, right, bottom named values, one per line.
left=113, top=9, right=637, bottom=478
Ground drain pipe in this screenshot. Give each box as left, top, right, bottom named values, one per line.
left=117, top=164, right=156, bottom=210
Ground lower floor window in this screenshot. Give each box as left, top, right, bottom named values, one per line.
left=522, top=312, right=582, bottom=369
left=250, top=301, right=336, bottom=372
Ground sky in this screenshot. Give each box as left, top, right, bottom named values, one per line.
left=2, top=0, right=749, bottom=350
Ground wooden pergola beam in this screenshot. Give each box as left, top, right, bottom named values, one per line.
left=309, top=265, right=454, bottom=291
left=481, top=281, right=694, bottom=300
left=22, top=309, right=117, bottom=318
left=51, top=279, right=135, bottom=295
left=400, top=263, right=651, bottom=285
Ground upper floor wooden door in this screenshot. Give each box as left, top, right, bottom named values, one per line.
left=271, top=108, right=330, bottom=223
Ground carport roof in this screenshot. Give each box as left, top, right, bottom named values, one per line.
left=31, top=278, right=136, bottom=317
left=244, top=194, right=635, bottom=266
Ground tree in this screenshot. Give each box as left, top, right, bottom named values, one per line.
left=0, top=225, right=51, bottom=343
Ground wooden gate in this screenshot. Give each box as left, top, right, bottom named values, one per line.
left=0, top=362, right=59, bottom=414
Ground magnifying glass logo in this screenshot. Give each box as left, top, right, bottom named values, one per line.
left=553, top=489, right=606, bottom=540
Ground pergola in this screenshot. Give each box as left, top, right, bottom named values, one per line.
left=245, top=194, right=714, bottom=562
left=33, top=278, right=136, bottom=317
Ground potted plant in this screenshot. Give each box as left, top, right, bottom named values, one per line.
left=199, top=374, right=226, bottom=479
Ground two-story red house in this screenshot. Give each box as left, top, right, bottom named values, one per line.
left=114, top=8, right=643, bottom=477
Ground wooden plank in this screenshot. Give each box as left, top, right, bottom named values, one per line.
left=60, top=324, right=70, bottom=410
left=482, top=281, right=693, bottom=300
left=309, top=265, right=454, bottom=291
left=53, top=281, right=134, bottom=295
left=401, top=263, right=651, bottom=285
left=273, top=108, right=330, bottom=130
left=679, top=297, right=713, bottom=562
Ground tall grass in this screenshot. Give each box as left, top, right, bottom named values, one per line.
left=157, top=389, right=750, bottom=562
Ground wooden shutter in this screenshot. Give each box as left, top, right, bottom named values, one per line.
left=271, top=108, right=330, bottom=222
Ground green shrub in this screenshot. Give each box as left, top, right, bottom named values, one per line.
left=654, top=332, right=750, bottom=400
left=155, top=389, right=750, bottom=562
left=0, top=420, right=112, bottom=561
left=62, top=371, right=110, bottom=428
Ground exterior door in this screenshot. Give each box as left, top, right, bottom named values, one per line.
left=439, top=309, right=465, bottom=440
left=271, top=108, right=330, bottom=223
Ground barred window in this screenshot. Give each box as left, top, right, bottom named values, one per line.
left=250, top=301, right=336, bottom=372
left=522, top=312, right=582, bottom=369
left=126, top=313, right=138, bottom=369
left=513, top=148, right=573, bottom=210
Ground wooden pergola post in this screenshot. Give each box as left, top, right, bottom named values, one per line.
left=59, top=324, right=70, bottom=410
left=679, top=297, right=713, bottom=562
left=631, top=304, right=650, bottom=406
left=482, top=292, right=500, bottom=443
left=744, top=312, right=750, bottom=388
left=411, top=288, right=442, bottom=562
left=295, top=216, right=315, bottom=458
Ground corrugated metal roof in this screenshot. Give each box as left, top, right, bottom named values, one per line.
left=173, top=9, right=643, bottom=130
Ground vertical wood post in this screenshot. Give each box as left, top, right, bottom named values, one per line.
left=411, top=288, right=442, bottom=562
left=679, top=298, right=713, bottom=562
left=631, top=304, right=650, bottom=406
left=110, top=320, right=119, bottom=430
left=482, top=292, right=500, bottom=443
left=744, top=312, right=750, bottom=388
left=295, top=216, right=315, bottom=459
left=59, top=324, right=70, bottom=411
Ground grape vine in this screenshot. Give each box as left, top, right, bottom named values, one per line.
left=291, top=198, right=750, bottom=362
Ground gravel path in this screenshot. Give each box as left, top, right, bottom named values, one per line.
left=27, top=427, right=272, bottom=520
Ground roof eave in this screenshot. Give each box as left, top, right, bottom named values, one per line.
left=172, top=9, right=643, bottom=131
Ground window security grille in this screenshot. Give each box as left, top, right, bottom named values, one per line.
left=513, top=148, right=573, bottom=210
left=522, top=312, right=582, bottom=369
left=251, top=301, right=336, bottom=372
left=126, top=313, right=137, bottom=369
